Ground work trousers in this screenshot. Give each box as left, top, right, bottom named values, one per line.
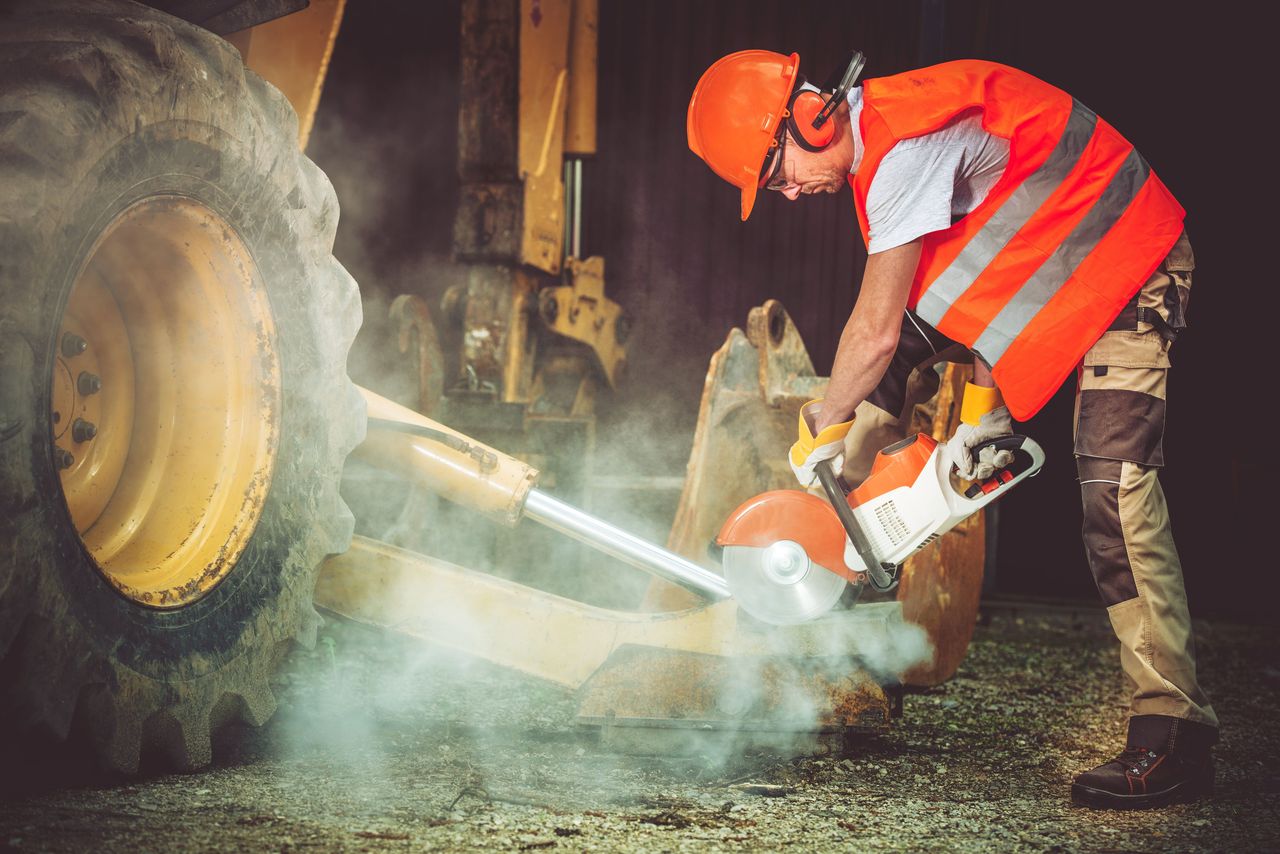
left=841, top=232, right=1217, bottom=729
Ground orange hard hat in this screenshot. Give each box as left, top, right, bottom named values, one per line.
left=687, top=50, right=800, bottom=221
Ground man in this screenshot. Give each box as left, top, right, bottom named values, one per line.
left=687, top=50, right=1216, bottom=809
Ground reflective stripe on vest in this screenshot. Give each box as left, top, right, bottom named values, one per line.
left=913, top=101, right=1098, bottom=334
left=850, top=61, right=1184, bottom=419
left=970, top=147, right=1149, bottom=366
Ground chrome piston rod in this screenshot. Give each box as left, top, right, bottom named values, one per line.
left=522, top=488, right=731, bottom=601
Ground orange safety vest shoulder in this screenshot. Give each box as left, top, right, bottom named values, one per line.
left=849, top=60, right=1185, bottom=420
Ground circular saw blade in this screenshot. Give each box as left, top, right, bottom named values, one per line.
left=722, top=542, right=848, bottom=625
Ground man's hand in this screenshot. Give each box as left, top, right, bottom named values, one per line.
left=789, top=400, right=853, bottom=487
left=947, top=404, right=1015, bottom=480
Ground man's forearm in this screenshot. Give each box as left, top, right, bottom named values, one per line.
left=813, top=240, right=921, bottom=431
left=818, top=319, right=897, bottom=427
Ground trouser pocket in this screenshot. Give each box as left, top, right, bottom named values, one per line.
left=1108, top=230, right=1194, bottom=343
left=1161, top=230, right=1195, bottom=333
left=1074, top=330, right=1169, bottom=466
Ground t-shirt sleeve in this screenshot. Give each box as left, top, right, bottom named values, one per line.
left=864, top=141, right=966, bottom=255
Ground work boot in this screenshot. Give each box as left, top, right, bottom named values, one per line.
left=1071, top=714, right=1218, bottom=809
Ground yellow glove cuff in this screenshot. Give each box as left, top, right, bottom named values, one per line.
left=960, top=382, right=1004, bottom=426
left=790, top=399, right=854, bottom=465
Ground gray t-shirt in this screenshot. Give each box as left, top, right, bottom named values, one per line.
left=848, top=87, right=1010, bottom=255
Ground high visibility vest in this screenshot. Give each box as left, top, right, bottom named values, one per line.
left=850, top=61, right=1185, bottom=420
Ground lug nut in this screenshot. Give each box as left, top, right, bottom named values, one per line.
left=54, top=447, right=74, bottom=470
left=72, top=418, right=97, bottom=443
left=61, top=333, right=88, bottom=358
left=77, top=372, right=102, bottom=396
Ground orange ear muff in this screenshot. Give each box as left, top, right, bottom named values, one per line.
left=787, top=89, right=835, bottom=152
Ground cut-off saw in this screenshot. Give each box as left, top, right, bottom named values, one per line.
left=717, top=433, right=1045, bottom=625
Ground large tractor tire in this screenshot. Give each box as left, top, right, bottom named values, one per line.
left=0, top=0, right=363, bottom=772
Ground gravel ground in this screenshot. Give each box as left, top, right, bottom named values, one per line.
left=2, top=606, right=1277, bottom=852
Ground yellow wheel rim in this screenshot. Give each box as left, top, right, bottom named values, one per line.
left=53, top=197, right=281, bottom=608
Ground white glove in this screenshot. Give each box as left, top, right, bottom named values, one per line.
left=789, top=400, right=853, bottom=488
left=947, top=405, right=1015, bottom=480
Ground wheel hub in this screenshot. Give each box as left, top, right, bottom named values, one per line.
left=53, top=196, right=281, bottom=608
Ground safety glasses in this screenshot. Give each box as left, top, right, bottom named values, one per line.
left=759, top=129, right=790, bottom=192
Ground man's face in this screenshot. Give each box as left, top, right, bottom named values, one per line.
left=763, top=131, right=849, bottom=201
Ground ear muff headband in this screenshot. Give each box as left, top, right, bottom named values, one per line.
left=784, top=51, right=867, bottom=153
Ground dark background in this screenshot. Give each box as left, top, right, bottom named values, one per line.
left=308, top=1, right=1271, bottom=619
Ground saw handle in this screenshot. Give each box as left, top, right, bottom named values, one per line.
left=960, top=434, right=1045, bottom=502
left=816, top=461, right=896, bottom=591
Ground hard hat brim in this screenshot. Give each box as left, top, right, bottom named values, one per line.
left=740, top=181, right=761, bottom=221
left=742, top=52, right=799, bottom=221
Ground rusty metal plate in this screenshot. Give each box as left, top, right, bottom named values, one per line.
left=576, top=644, right=889, bottom=754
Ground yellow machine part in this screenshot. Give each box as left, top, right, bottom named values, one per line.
left=225, top=0, right=347, bottom=151
left=355, top=388, right=540, bottom=527
left=564, top=0, right=597, bottom=156
left=54, top=197, right=280, bottom=608
left=519, top=0, right=571, bottom=273
left=538, top=256, right=626, bottom=387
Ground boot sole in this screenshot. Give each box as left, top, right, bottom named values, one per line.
left=1071, top=774, right=1213, bottom=810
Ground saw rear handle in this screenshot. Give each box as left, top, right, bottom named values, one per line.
left=961, top=435, right=1042, bottom=500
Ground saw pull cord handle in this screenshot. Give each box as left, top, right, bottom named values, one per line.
left=815, top=461, right=897, bottom=591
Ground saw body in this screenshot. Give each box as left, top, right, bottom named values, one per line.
left=718, top=433, right=1045, bottom=625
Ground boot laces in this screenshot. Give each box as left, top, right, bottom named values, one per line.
left=1119, top=745, right=1159, bottom=775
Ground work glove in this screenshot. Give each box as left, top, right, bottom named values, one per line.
left=789, top=400, right=854, bottom=488
left=946, top=382, right=1014, bottom=480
